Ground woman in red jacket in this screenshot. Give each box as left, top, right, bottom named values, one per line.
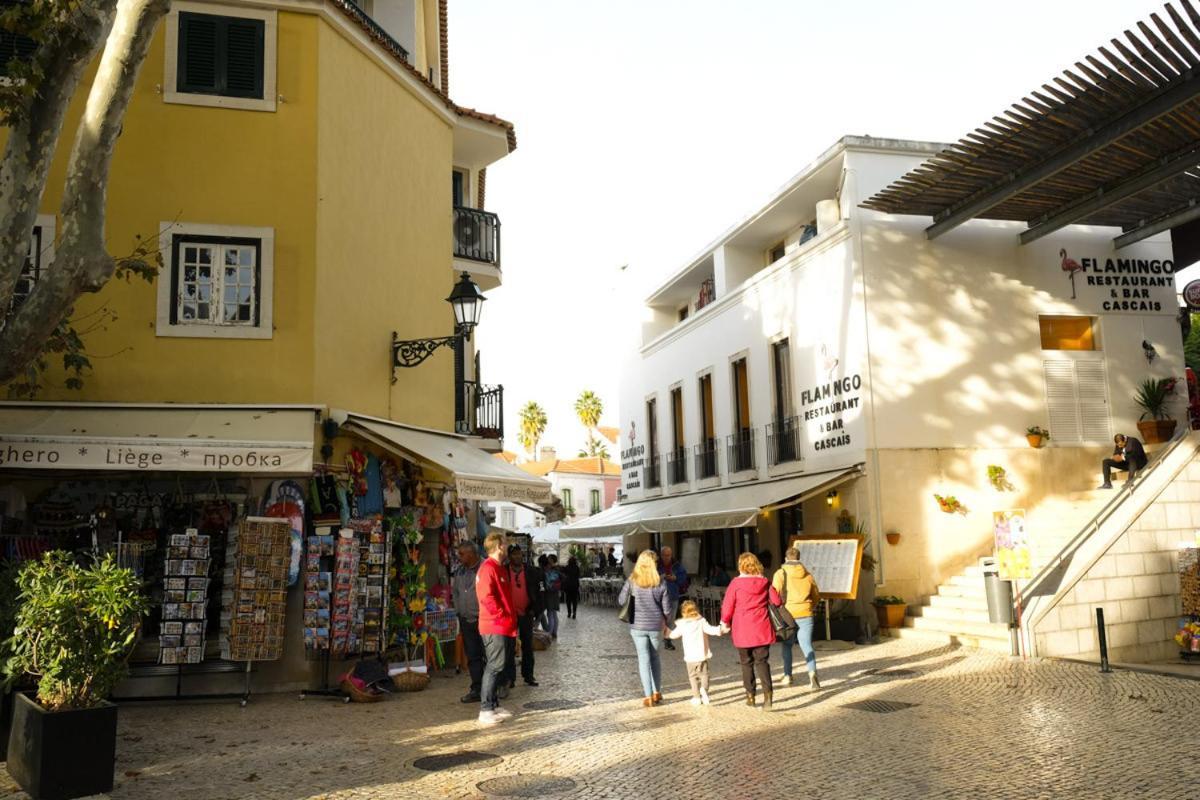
left=720, top=552, right=782, bottom=711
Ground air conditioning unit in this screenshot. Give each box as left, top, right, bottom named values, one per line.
left=454, top=214, right=481, bottom=256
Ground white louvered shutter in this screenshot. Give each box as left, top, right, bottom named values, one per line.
left=1042, top=359, right=1111, bottom=444
left=1043, top=360, right=1081, bottom=443
left=1075, top=360, right=1112, bottom=442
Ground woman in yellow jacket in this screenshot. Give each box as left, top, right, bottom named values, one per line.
left=771, top=546, right=821, bottom=690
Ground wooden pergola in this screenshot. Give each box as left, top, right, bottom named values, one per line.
left=862, top=1, right=1200, bottom=250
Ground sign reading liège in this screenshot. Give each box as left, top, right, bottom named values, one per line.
left=0, top=437, right=312, bottom=473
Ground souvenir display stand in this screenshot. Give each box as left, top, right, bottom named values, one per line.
left=225, top=517, right=292, bottom=706
left=1177, top=547, right=1200, bottom=661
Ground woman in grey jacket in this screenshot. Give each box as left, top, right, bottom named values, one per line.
left=617, top=551, right=673, bottom=707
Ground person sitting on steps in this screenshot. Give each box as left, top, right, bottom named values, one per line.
left=1099, top=433, right=1147, bottom=489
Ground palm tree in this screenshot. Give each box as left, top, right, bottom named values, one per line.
left=517, top=401, right=548, bottom=459
left=578, top=439, right=610, bottom=459
left=574, top=390, right=603, bottom=459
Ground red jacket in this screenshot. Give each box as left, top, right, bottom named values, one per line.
left=475, top=557, right=517, bottom=637
left=720, top=574, right=782, bottom=649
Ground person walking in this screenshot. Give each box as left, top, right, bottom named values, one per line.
left=543, top=554, right=563, bottom=638
left=474, top=532, right=517, bottom=726
left=563, top=556, right=582, bottom=619
left=720, top=552, right=782, bottom=711
left=451, top=541, right=484, bottom=703
left=617, top=550, right=672, bottom=707
left=666, top=600, right=724, bottom=706
left=503, top=545, right=543, bottom=688
left=771, top=547, right=821, bottom=691
left=659, top=546, right=689, bottom=650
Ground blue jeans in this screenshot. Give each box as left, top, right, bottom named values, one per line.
left=630, top=629, right=663, bottom=696
left=780, top=616, right=817, bottom=677
left=480, top=634, right=514, bottom=711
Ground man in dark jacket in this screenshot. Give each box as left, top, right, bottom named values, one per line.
left=1100, top=433, right=1148, bottom=488
left=451, top=541, right=483, bottom=703
left=502, top=545, right=544, bottom=689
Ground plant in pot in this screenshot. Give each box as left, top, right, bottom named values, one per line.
left=873, top=595, right=907, bottom=629
left=4, top=552, right=148, bottom=800
left=987, top=465, right=1015, bottom=492
left=933, top=494, right=968, bottom=515
left=1134, top=377, right=1179, bottom=444
left=1025, top=426, right=1049, bottom=448
left=0, top=559, right=24, bottom=757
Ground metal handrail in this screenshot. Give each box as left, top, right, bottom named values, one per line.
left=332, top=0, right=410, bottom=62
left=453, top=206, right=501, bottom=266
left=1020, top=426, right=1193, bottom=601
left=694, top=438, right=719, bottom=479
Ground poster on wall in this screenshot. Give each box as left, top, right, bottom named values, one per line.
left=993, top=510, right=1031, bottom=581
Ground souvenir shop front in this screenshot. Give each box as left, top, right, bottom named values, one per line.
left=0, top=403, right=551, bottom=699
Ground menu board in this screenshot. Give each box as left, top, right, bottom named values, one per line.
left=789, top=535, right=864, bottom=599
left=227, top=517, right=290, bottom=662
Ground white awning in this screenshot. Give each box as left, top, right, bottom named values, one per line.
left=561, top=467, right=862, bottom=539
left=337, top=412, right=552, bottom=504
left=0, top=403, right=318, bottom=473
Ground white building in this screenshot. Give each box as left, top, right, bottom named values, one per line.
left=491, top=449, right=620, bottom=531
left=569, top=135, right=1188, bottom=653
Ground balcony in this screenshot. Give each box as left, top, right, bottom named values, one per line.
left=727, top=429, right=756, bottom=473
left=453, top=207, right=501, bottom=289
left=694, top=438, right=719, bottom=480
left=667, top=447, right=689, bottom=486
left=766, top=416, right=802, bottom=466
left=644, top=455, right=662, bottom=490
left=456, top=380, right=503, bottom=444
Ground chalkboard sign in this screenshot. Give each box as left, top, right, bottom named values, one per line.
left=786, top=535, right=864, bottom=599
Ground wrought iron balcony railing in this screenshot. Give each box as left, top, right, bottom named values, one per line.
left=695, top=438, right=719, bottom=480
left=644, top=455, right=662, bottom=489
left=727, top=428, right=756, bottom=473
left=766, top=416, right=802, bottom=466
left=667, top=447, right=689, bottom=485
left=456, top=380, right=503, bottom=440
left=453, top=207, right=501, bottom=267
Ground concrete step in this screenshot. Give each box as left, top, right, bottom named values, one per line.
left=909, top=604, right=991, bottom=624
left=906, top=615, right=1011, bottom=642
left=927, top=593, right=988, bottom=612
left=886, top=624, right=1013, bottom=654
left=947, top=574, right=988, bottom=591
left=936, top=581, right=986, bottom=599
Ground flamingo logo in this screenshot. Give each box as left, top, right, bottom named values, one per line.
left=820, top=343, right=839, bottom=380
left=1060, top=249, right=1084, bottom=300
left=628, top=421, right=636, bottom=446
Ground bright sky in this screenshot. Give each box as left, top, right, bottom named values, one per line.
left=449, top=0, right=1174, bottom=455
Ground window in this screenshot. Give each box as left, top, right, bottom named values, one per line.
left=678, top=305, right=690, bottom=322
left=589, top=489, right=601, bottom=515
left=499, top=507, right=515, bottom=530
left=8, top=216, right=55, bottom=316
left=164, top=4, right=276, bottom=112
left=730, top=357, right=753, bottom=471
left=768, top=241, right=786, bottom=264
left=1044, top=359, right=1111, bottom=444
left=669, top=386, right=687, bottom=484
left=1039, top=315, right=1098, bottom=351
left=772, top=339, right=793, bottom=421
left=768, top=338, right=799, bottom=464
left=561, top=488, right=574, bottom=516
left=697, top=373, right=717, bottom=478
left=645, top=397, right=661, bottom=489
left=0, top=2, right=37, bottom=79
left=452, top=169, right=468, bottom=207
left=157, top=223, right=274, bottom=339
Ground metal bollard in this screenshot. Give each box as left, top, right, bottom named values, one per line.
left=1096, top=608, right=1112, bottom=673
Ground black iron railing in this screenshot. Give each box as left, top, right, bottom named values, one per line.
left=456, top=380, right=503, bottom=439
left=644, top=455, right=662, bottom=489
left=333, top=0, right=410, bottom=62
left=667, top=447, right=688, bottom=485
left=727, top=428, right=756, bottom=473
left=453, top=207, right=501, bottom=266
left=695, top=438, right=718, bottom=479
left=766, top=416, right=801, bottom=465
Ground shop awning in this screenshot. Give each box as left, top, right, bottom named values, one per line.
left=0, top=403, right=319, bottom=473
left=561, top=466, right=862, bottom=539
left=336, top=412, right=552, bottom=504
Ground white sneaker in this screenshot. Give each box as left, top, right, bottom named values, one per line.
left=690, top=696, right=702, bottom=706
left=780, top=674, right=792, bottom=686
left=492, top=707, right=513, bottom=719
left=477, top=710, right=503, bottom=726
left=700, top=690, right=711, bottom=705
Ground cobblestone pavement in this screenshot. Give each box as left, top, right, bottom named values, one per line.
left=5, top=604, right=1200, bottom=800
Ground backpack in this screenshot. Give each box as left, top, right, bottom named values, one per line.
left=545, top=568, right=562, bottom=593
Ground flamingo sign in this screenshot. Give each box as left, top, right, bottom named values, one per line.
left=1049, top=250, right=1177, bottom=313
left=1059, top=249, right=1084, bottom=299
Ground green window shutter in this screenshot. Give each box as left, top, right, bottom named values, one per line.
left=223, top=18, right=264, bottom=98
left=178, top=12, right=219, bottom=93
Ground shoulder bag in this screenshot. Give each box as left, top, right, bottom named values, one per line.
left=767, top=575, right=797, bottom=641
left=617, top=580, right=635, bottom=624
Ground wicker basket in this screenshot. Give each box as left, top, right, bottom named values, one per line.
left=392, top=670, right=431, bottom=692
left=340, top=680, right=385, bottom=703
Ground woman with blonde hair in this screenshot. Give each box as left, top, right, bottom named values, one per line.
left=720, top=551, right=782, bottom=710
left=617, top=550, right=673, bottom=706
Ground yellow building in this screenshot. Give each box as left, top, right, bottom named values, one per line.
left=0, top=0, right=550, bottom=694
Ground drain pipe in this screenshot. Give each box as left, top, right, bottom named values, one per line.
left=1096, top=608, right=1112, bottom=673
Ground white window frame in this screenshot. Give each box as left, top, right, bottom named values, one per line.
left=11, top=215, right=56, bottom=309
left=157, top=222, right=274, bottom=340
left=163, top=2, right=278, bottom=112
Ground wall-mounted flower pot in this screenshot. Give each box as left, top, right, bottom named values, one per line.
left=1026, top=434, right=1043, bottom=448
left=1136, top=419, right=1176, bottom=444
left=7, top=692, right=118, bottom=800
left=874, top=603, right=907, bottom=629
left=885, top=532, right=901, bottom=546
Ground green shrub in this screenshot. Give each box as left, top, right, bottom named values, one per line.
left=874, top=595, right=906, bottom=606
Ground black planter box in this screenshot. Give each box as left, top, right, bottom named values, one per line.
left=814, top=614, right=860, bottom=642
left=7, top=692, right=118, bottom=800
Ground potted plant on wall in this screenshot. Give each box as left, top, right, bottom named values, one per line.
left=1134, top=377, right=1179, bottom=444
left=1025, top=426, right=1049, bottom=448
left=873, top=595, right=907, bottom=629
left=4, top=552, right=148, bottom=800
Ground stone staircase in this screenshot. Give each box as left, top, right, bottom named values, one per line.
left=888, top=488, right=1115, bottom=654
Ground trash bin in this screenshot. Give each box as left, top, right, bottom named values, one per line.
left=983, top=561, right=1014, bottom=625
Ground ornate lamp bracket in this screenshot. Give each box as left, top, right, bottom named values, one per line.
left=391, top=331, right=461, bottom=383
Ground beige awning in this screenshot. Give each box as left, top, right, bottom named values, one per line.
left=561, top=467, right=862, bottom=539
left=0, top=403, right=319, bottom=473
left=336, top=412, right=552, bottom=504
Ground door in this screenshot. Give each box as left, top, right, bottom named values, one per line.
left=1043, top=359, right=1112, bottom=444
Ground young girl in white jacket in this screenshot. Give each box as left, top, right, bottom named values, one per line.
left=667, top=600, right=725, bottom=705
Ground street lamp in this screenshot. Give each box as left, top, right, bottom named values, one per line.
left=391, top=272, right=486, bottom=380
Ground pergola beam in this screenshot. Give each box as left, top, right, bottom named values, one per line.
left=1019, top=145, right=1200, bottom=244
left=925, top=69, right=1200, bottom=240
left=1113, top=198, right=1200, bottom=248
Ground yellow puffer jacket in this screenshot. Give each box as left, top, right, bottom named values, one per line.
left=772, top=562, right=820, bottom=619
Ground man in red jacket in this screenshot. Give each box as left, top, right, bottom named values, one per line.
left=474, top=532, right=517, bottom=725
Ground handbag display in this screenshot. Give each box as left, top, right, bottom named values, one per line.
left=617, top=581, right=635, bottom=624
